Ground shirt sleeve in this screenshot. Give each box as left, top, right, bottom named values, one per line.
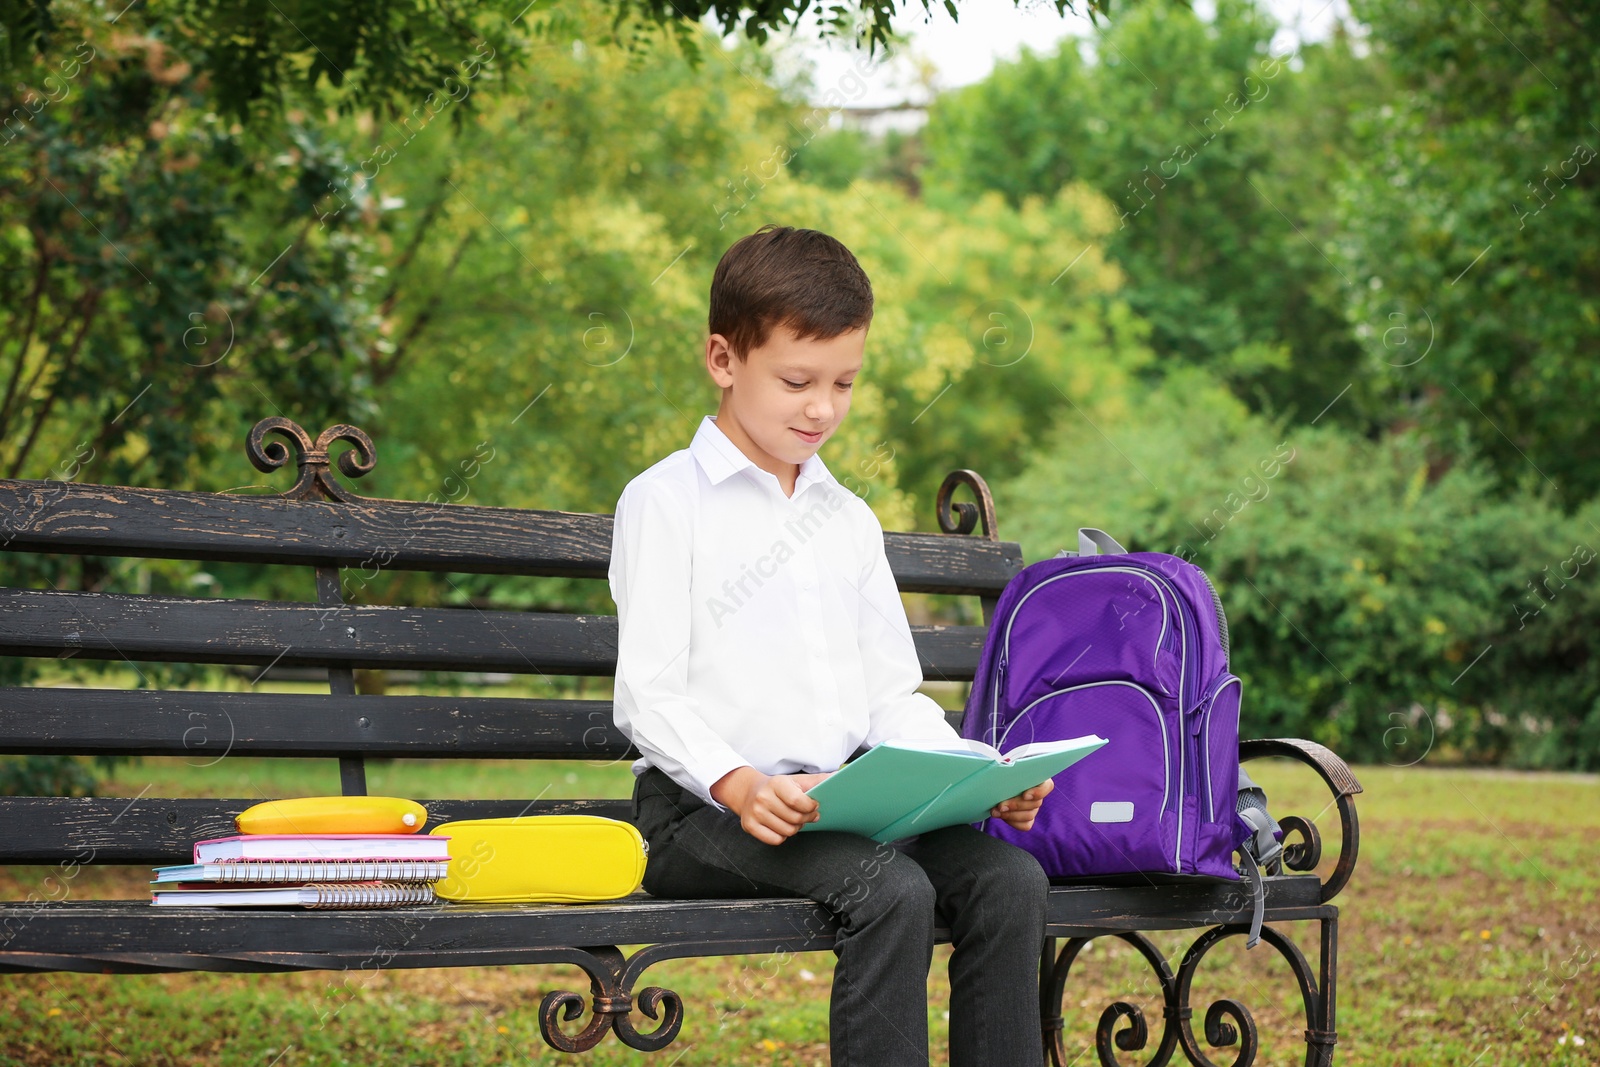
left=609, top=478, right=753, bottom=811
left=852, top=503, right=964, bottom=749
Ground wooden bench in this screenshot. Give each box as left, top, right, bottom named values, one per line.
left=0, top=416, right=1362, bottom=1066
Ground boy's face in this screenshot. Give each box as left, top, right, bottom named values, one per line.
left=705, top=322, right=864, bottom=489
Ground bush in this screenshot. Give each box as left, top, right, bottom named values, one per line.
left=0, top=755, right=119, bottom=797
left=1001, top=368, right=1599, bottom=768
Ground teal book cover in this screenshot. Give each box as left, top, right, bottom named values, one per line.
left=799, top=734, right=1108, bottom=843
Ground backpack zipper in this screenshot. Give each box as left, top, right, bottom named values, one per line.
left=1197, top=568, right=1230, bottom=666
left=990, top=652, right=1007, bottom=749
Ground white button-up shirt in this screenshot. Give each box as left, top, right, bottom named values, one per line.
left=608, top=414, right=961, bottom=810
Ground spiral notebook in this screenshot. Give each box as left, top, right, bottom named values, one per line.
left=152, top=860, right=450, bottom=884
left=150, top=882, right=437, bottom=908
left=193, top=834, right=451, bottom=863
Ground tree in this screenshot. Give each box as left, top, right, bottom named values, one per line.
left=332, top=21, right=1145, bottom=535
left=1, top=0, right=1133, bottom=124
left=0, top=30, right=378, bottom=489
left=921, top=0, right=1390, bottom=426
left=0, top=0, right=1138, bottom=496
left=1334, top=0, right=1600, bottom=504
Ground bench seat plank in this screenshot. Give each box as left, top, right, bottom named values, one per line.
left=0, top=481, right=1024, bottom=596
left=0, top=877, right=1330, bottom=974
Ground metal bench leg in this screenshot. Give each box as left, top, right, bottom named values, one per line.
left=1040, top=936, right=1065, bottom=1066
left=1305, top=916, right=1339, bottom=1067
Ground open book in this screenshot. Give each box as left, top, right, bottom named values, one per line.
left=799, top=734, right=1108, bottom=843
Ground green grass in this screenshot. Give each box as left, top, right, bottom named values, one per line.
left=3, top=756, right=1598, bottom=1065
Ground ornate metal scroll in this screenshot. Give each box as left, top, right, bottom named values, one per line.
left=537, top=945, right=684, bottom=1053
left=1044, top=922, right=1336, bottom=1067
left=246, top=417, right=376, bottom=503
left=1042, top=932, right=1180, bottom=1067
left=936, top=469, right=999, bottom=540
left=535, top=932, right=842, bottom=1054
left=1171, top=923, right=1332, bottom=1067
left=1039, top=737, right=1355, bottom=1065
left=1276, top=816, right=1321, bottom=874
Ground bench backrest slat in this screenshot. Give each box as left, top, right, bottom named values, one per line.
left=0, top=689, right=633, bottom=759
left=0, top=587, right=617, bottom=674
left=0, top=480, right=1023, bottom=596
left=0, top=588, right=988, bottom=678
left=0, top=690, right=971, bottom=762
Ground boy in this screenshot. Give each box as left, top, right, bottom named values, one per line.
left=609, top=224, right=1054, bottom=1067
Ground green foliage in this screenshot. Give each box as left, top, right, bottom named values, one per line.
left=1334, top=0, right=1600, bottom=504
left=921, top=1, right=1392, bottom=426
left=0, top=0, right=1128, bottom=124
left=788, top=127, right=877, bottom=190
left=0, top=29, right=377, bottom=490
left=0, top=0, right=1139, bottom=617
left=922, top=42, right=1091, bottom=206
left=1, top=0, right=547, bottom=123
left=1003, top=367, right=1600, bottom=768
left=0, top=755, right=122, bottom=797
left=317, top=6, right=1146, bottom=552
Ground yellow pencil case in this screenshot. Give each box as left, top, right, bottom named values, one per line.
left=429, top=816, right=647, bottom=903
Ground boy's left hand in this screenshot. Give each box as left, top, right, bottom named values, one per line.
left=990, top=777, right=1054, bottom=831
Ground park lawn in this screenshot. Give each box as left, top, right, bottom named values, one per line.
left=2, top=756, right=1598, bottom=1066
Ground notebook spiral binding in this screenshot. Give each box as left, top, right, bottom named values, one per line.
left=302, top=882, right=437, bottom=909
left=212, top=860, right=448, bottom=883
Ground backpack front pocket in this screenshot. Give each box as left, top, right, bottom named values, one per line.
left=1194, top=674, right=1243, bottom=823
left=989, top=680, right=1181, bottom=876
left=1191, top=672, right=1244, bottom=879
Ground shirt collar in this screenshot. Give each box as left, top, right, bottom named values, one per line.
left=691, top=415, right=835, bottom=497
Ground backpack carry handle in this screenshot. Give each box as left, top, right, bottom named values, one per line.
left=1078, top=528, right=1128, bottom=556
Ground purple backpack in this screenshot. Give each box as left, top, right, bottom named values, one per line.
left=960, top=529, right=1252, bottom=882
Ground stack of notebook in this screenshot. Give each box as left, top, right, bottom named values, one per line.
left=151, top=832, right=451, bottom=908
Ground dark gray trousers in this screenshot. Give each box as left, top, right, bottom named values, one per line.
left=632, top=766, right=1050, bottom=1067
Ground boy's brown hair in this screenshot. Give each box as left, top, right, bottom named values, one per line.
left=709, top=225, right=874, bottom=361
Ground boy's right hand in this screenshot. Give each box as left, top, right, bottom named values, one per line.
left=710, top=766, right=830, bottom=845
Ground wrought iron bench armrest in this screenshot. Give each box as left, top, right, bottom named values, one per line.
left=1240, top=737, right=1363, bottom=903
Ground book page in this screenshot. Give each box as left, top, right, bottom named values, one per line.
left=871, top=734, right=1109, bottom=841
left=882, top=737, right=1002, bottom=760
left=1002, top=735, right=1107, bottom=762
